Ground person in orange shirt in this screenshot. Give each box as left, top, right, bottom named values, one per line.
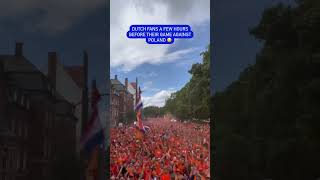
left=143, top=167, right=152, bottom=180
left=155, top=163, right=162, bottom=177
left=126, top=164, right=134, bottom=178
left=160, top=168, right=171, bottom=180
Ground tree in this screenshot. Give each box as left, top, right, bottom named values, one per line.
left=143, top=106, right=163, bottom=118
left=213, top=1, right=320, bottom=179
left=162, top=45, right=210, bottom=121
left=121, top=110, right=135, bottom=124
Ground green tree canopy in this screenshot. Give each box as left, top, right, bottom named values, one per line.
left=162, top=45, right=210, bottom=121
left=213, top=1, right=320, bottom=179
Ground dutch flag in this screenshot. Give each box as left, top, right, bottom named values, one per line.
left=135, top=87, right=145, bottom=133
left=80, top=80, right=104, bottom=155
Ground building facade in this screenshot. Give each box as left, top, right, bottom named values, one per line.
left=0, top=43, right=80, bottom=180
left=110, top=83, right=120, bottom=127
left=45, top=52, right=85, bottom=157
left=110, top=75, right=134, bottom=127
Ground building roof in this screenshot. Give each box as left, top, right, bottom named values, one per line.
left=129, top=82, right=137, bottom=90
left=64, top=66, right=84, bottom=88
left=0, top=55, right=40, bottom=72
left=0, top=45, right=77, bottom=120
left=0, top=55, right=52, bottom=91
left=111, top=79, right=126, bottom=91
left=0, top=55, right=72, bottom=111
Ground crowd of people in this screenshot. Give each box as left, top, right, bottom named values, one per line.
left=110, top=117, right=210, bottom=180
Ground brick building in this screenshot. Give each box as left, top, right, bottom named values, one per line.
left=110, top=78, right=120, bottom=127
left=0, top=43, right=79, bottom=180
left=110, top=75, right=134, bottom=126
left=44, top=52, right=85, bottom=157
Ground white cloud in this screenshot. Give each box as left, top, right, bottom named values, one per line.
left=168, top=87, right=176, bottom=91
left=136, top=71, right=158, bottom=81
left=111, top=0, right=210, bottom=71
left=146, top=72, right=158, bottom=78
left=150, top=88, right=160, bottom=92
left=141, top=81, right=160, bottom=93
left=142, top=81, right=153, bottom=91
left=0, top=0, right=106, bottom=34
left=142, top=89, right=176, bottom=107
left=175, top=58, right=197, bottom=67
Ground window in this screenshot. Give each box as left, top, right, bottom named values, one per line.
left=18, top=120, right=23, bottom=137
left=7, top=88, right=12, bottom=103
left=50, top=112, right=54, bottom=128
left=48, top=112, right=51, bottom=129
left=22, top=151, right=27, bottom=170
left=19, top=151, right=23, bottom=171
left=0, top=112, right=10, bottom=131
left=43, top=132, right=50, bottom=159
left=8, top=150, right=13, bottom=172
left=24, top=124, right=28, bottom=138
left=44, top=112, right=48, bottom=129
left=16, top=150, right=20, bottom=171
left=48, top=143, right=51, bottom=158
left=44, top=111, right=52, bottom=130
left=11, top=118, right=15, bottom=134
left=1, top=155, right=7, bottom=170
left=43, top=138, right=47, bottom=158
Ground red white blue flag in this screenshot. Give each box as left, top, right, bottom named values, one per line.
left=80, top=80, right=104, bottom=155
left=135, top=87, right=145, bottom=133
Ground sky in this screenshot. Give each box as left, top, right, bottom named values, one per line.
left=212, top=0, right=295, bottom=93
left=0, top=0, right=108, bottom=92
left=110, top=0, right=210, bottom=107
left=0, top=0, right=295, bottom=108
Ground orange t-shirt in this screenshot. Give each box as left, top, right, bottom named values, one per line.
left=127, top=167, right=134, bottom=177
left=160, top=173, right=171, bottom=180
left=144, top=169, right=152, bottom=180
left=156, top=167, right=162, bottom=176
left=177, top=163, right=185, bottom=173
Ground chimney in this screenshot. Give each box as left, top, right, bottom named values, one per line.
left=115, top=75, right=117, bottom=80
left=125, top=78, right=128, bottom=89
left=15, top=42, right=23, bottom=56
left=48, top=52, right=57, bottom=87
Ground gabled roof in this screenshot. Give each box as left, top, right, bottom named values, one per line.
left=0, top=55, right=51, bottom=102
left=111, top=79, right=121, bottom=85
left=0, top=55, right=76, bottom=119
left=111, top=79, right=126, bottom=91
left=64, top=65, right=84, bottom=88
left=0, top=55, right=40, bottom=72
left=129, top=82, right=137, bottom=89
left=0, top=55, right=53, bottom=92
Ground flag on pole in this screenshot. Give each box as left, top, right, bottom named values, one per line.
left=80, top=80, right=104, bottom=155
left=80, top=80, right=104, bottom=180
left=135, top=87, right=145, bottom=133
